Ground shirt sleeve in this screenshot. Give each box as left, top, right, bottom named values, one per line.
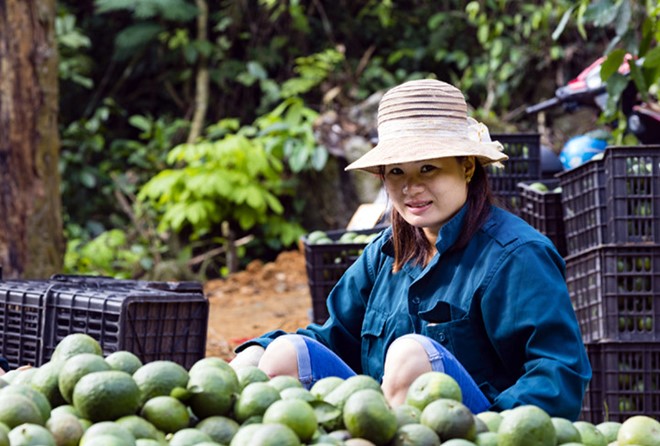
left=481, top=240, right=592, bottom=420
left=235, top=233, right=385, bottom=374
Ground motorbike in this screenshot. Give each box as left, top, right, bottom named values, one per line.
left=526, top=55, right=660, bottom=172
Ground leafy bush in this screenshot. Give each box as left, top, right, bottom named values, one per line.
left=64, top=229, right=144, bottom=279
left=137, top=97, right=327, bottom=275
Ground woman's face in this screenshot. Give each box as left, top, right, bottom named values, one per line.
left=383, top=157, right=474, bottom=239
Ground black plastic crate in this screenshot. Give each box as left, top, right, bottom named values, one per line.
left=0, top=275, right=209, bottom=369
left=581, top=341, right=660, bottom=424
left=487, top=133, right=541, bottom=215
left=557, top=155, right=607, bottom=255
left=302, top=227, right=385, bottom=325
left=565, top=245, right=660, bottom=343
left=517, top=179, right=567, bottom=257
left=558, top=145, right=660, bottom=256
left=605, top=145, right=660, bottom=245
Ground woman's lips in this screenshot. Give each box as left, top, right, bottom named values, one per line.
left=406, top=201, right=432, bottom=215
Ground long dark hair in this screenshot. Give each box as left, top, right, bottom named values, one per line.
left=386, top=158, right=493, bottom=273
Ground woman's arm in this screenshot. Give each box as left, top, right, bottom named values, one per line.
left=481, top=241, right=591, bottom=420
left=233, top=230, right=389, bottom=374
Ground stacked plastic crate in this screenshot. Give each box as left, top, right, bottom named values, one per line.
left=302, top=227, right=384, bottom=325
left=557, top=145, right=660, bottom=423
left=0, top=275, right=209, bottom=370
left=487, top=133, right=542, bottom=216
left=517, top=179, right=568, bottom=257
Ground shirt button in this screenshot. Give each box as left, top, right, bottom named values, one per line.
left=411, top=297, right=420, bottom=304
left=437, top=332, right=447, bottom=343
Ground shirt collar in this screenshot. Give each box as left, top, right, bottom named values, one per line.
left=381, top=203, right=469, bottom=273
left=435, top=203, right=468, bottom=254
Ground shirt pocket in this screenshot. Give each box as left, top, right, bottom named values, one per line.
left=422, top=314, right=496, bottom=388
left=360, top=310, right=387, bottom=378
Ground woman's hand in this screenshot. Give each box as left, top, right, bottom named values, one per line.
left=229, top=345, right=265, bottom=371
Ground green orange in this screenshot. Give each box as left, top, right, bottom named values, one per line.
left=342, top=388, right=397, bottom=445
left=263, top=399, right=317, bottom=442
left=233, top=382, right=281, bottom=423
left=72, top=370, right=141, bottom=422
left=140, top=396, right=190, bottom=434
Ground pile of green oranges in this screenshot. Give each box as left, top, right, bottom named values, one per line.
left=0, top=333, right=659, bottom=445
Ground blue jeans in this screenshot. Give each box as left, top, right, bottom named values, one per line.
left=280, top=333, right=491, bottom=413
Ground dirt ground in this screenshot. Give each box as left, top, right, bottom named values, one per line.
left=203, top=249, right=313, bottom=361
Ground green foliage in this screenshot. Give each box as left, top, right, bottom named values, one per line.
left=57, top=0, right=631, bottom=278
left=137, top=105, right=321, bottom=251
left=95, top=0, right=198, bottom=21
left=56, top=7, right=93, bottom=89
left=457, top=1, right=574, bottom=111
left=60, top=101, right=188, bottom=239
left=237, top=48, right=345, bottom=115
left=555, top=0, right=660, bottom=142
left=255, top=98, right=329, bottom=173
left=64, top=229, right=145, bottom=279
left=281, top=49, right=345, bottom=99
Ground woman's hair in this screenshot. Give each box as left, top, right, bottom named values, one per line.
left=386, top=158, right=493, bottom=273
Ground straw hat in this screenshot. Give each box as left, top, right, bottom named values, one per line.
left=345, top=79, right=508, bottom=173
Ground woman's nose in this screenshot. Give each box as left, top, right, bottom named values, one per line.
left=402, top=179, right=422, bottom=195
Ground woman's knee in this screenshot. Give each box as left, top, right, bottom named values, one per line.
left=382, top=335, right=433, bottom=405
left=258, top=335, right=301, bottom=378
left=384, top=335, right=433, bottom=376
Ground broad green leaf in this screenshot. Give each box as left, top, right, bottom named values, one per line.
left=465, top=1, right=480, bottom=20
left=167, top=143, right=196, bottom=164
left=236, top=208, right=257, bottom=230
left=553, top=6, right=576, bottom=40
left=129, top=115, right=152, bottom=133
left=287, top=142, right=309, bottom=173
left=311, top=146, right=329, bottom=171
left=604, top=72, right=630, bottom=118
left=477, top=23, right=489, bottom=44
left=245, top=185, right=266, bottom=211
left=614, top=0, right=631, bottom=37
left=263, top=191, right=283, bottom=214
left=246, top=61, right=268, bottom=80
left=114, top=22, right=164, bottom=53
left=639, top=17, right=654, bottom=57
left=162, top=202, right=190, bottom=231
left=576, top=1, right=589, bottom=39
left=491, top=39, right=504, bottom=59
left=80, top=170, right=97, bottom=188
left=428, top=13, right=447, bottom=30
left=183, top=201, right=210, bottom=226
left=584, top=0, right=618, bottom=27
left=138, top=170, right=184, bottom=200
left=601, top=49, right=626, bottom=82
left=311, top=400, right=341, bottom=424
left=629, top=62, right=648, bottom=101
left=185, top=172, right=222, bottom=198
left=643, top=47, right=660, bottom=68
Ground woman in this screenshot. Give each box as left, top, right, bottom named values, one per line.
left=230, top=79, right=591, bottom=420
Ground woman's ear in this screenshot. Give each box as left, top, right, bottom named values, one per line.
left=464, top=156, right=476, bottom=183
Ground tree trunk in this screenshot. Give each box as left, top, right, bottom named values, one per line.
left=0, top=0, right=64, bottom=279
left=187, top=0, right=209, bottom=144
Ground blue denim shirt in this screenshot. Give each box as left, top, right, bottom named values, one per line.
left=244, top=204, right=592, bottom=420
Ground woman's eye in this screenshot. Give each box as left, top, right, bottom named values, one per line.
left=388, top=167, right=403, bottom=175
left=420, top=164, right=437, bottom=173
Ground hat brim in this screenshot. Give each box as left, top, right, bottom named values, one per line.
left=345, top=136, right=509, bottom=174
